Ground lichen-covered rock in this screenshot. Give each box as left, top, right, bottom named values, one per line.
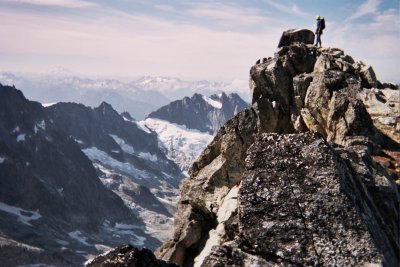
left=241, top=133, right=396, bottom=265
left=201, top=133, right=399, bottom=266
left=277, top=29, right=315, bottom=48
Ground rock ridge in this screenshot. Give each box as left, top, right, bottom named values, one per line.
left=90, top=31, right=400, bottom=266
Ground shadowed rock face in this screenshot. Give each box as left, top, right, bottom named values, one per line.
left=89, top=31, right=400, bottom=267
left=0, top=85, right=143, bottom=266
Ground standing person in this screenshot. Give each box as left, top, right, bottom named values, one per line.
left=315, top=15, right=323, bottom=47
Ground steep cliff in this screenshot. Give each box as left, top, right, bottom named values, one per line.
left=90, top=30, right=400, bottom=266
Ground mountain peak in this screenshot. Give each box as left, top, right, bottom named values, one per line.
left=147, top=93, right=249, bottom=134
left=96, top=101, right=119, bottom=114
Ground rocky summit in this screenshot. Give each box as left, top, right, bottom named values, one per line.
left=91, top=30, right=399, bottom=266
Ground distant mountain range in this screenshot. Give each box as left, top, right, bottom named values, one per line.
left=0, top=72, right=248, bottom=120
left=0, top=72, right=170, bottom=120
left=135, top=76, right=249, bottom=101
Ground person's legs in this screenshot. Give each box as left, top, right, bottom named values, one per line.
left=316, top=33, right=322, bottom=47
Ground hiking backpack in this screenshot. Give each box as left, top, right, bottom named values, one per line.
left=321, top=18, right=326, bottom=30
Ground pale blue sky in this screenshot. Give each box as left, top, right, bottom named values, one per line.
left=0, top=0, right=398, bottom=82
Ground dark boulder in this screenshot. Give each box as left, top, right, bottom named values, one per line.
left=277, top=29, right=315, bottom=48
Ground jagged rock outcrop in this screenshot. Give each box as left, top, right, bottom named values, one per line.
left=90, top=31, right=400, bottom=266
left=154, top=33, right=399, bottom=267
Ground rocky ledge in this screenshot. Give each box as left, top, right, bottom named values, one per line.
left=89, top=29, right=399, bottom=266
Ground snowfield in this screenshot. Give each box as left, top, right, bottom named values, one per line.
left=141, top=118, right=213, bottom=173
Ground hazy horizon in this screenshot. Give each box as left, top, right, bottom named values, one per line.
left=0, top=0, right=399, bottom=83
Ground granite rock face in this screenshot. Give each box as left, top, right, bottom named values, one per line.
left=202, top=132, right=395, bottom=266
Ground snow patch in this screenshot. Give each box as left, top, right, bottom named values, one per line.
left=136, top=120, right=152, bottom=134
left=68, top=231, right=91, bottom=246
left=42, top=102, right=57, bottom=107
left=0, top=202, right=42, bottom=226
left=82, top=147, right=150, bottom=179
left=55, top=239, right=69, bottom=246
left=202, top=95, right=222, bottom=109
left=138, top=152, right=158, bottom=162
left=57, top=188, right=64, bottom=197
left=109, top=134, right=134, bottom=154
left=34, top=120, right=46, bottom=133
left=16, top=134, right=26, bottom=142
left=115, top=223, right=141, bottom=230
left=74, top=139, right=85, bottom=145
left=12, top=126, right=20, bottom=133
